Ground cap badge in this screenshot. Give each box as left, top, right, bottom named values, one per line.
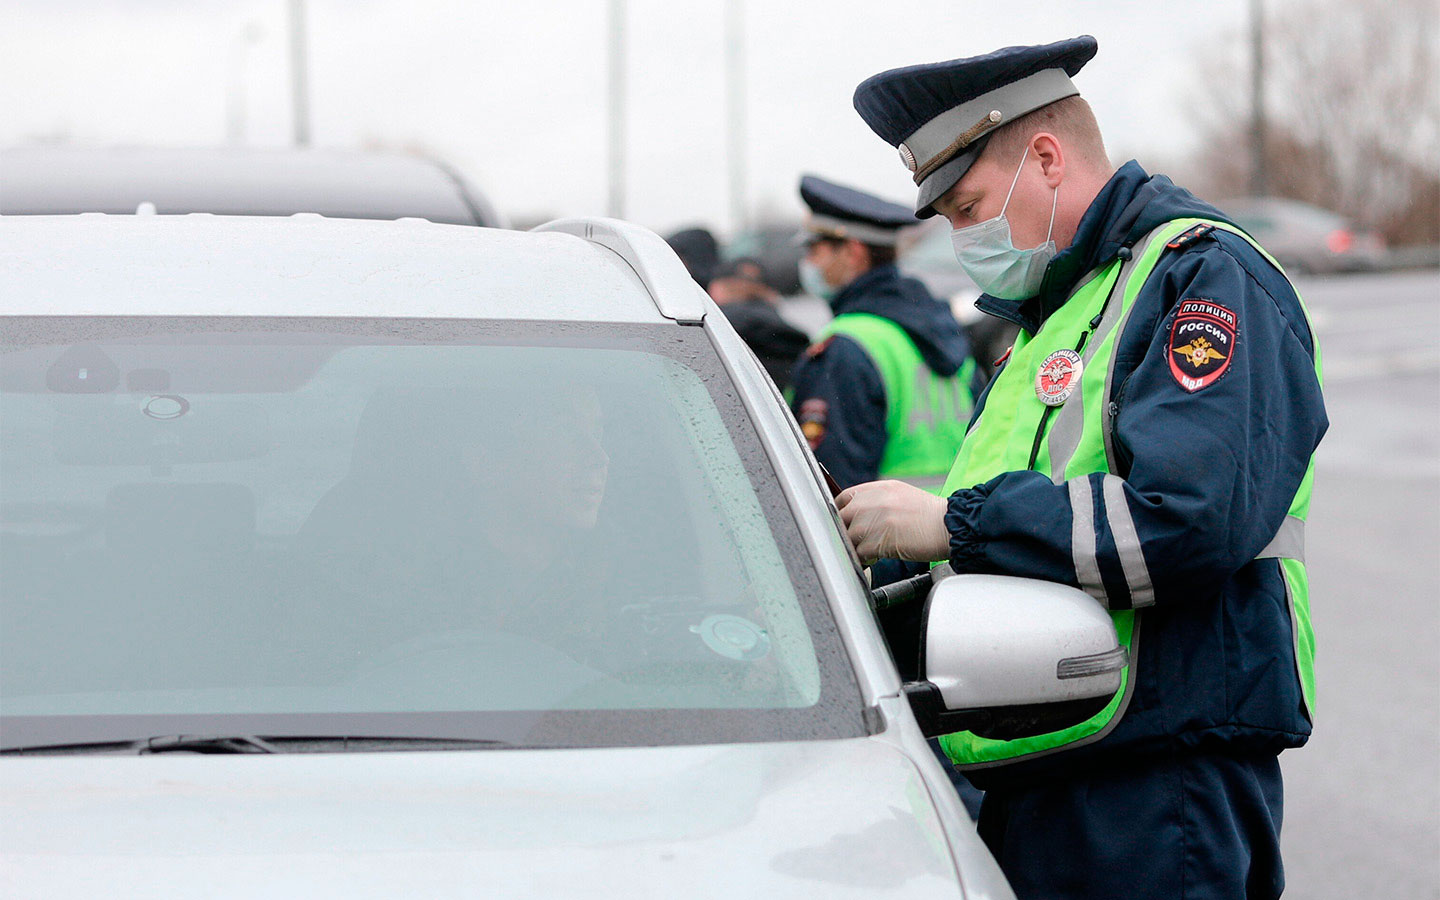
left=898, top=143, right=917, bottom=173
left=1035, top=349, right=1083, bottom=406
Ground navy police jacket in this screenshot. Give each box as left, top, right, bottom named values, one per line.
left=789, top=264, right=984, bottom=488
left=945, top=162, right=1328, bottom=788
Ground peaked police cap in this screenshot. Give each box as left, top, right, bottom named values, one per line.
left=798, top=174, right=915, bottom=247
left=853, top=35, right=1098, bottom=218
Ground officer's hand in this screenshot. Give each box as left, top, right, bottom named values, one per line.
left=835, top=480, right=950, bottom=565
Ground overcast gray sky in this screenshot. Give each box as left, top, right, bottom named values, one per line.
left=0, top=0, right=1284, bottom=234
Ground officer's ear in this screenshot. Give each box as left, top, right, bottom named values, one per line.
left=1031, top=132, right=1066, bottom=188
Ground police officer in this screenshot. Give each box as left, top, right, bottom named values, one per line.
left=835, top=37, right=1327, bottom=899
left=790, top=174, right=984, bottom=491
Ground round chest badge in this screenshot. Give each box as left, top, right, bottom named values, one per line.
left=1035, top=349, right=1083, bottom=406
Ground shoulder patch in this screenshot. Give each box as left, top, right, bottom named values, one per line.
left=798, top=398, right=829, bottom=449
left=1168, top=299, right=1237, bottom=392
left=1165, top=223, right=1215, bottom=250
left=805, top=336, right=836, bottom=359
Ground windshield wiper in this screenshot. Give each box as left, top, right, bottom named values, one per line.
left=1, top=735, right=515, bottom=755
left=143, top=734, right=281, bottom=754
left=0, top=734, right=281, bottom=755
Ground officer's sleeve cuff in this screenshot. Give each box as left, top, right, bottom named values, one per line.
left=944, top=485, right=991, bottom=572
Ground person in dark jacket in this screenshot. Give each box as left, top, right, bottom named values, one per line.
left=666, top=228, right=809, bottom=391
left=789, top=175, right=984, bottom=492
left=665, top=226, right=722, bottom=288
left=837, top=36, right=1326, bottom=900
left=706, top=257, right=810, bottom=390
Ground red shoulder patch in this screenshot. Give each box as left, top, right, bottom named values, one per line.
left=805, top=336, right=835, bottom=359
left=798, top=398, right=828, bottom=449
left=1168, top=299, right=1237, bottom=392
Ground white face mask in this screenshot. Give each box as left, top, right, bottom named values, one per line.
left=950, top=143, right=1059, bottom=301
left=798, top=258, right=838, bottom=301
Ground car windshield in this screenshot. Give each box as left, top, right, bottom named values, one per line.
left=0, top=317, right=864, bottom=751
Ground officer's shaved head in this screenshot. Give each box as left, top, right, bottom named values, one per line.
left=980, top=96, right=1109, bottom=173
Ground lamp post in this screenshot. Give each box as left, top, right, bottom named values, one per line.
left=225, top=21, right=264, bottom=146
left=607, top=0, right=627, bottom=219
left=1249, top=0, right=1267, bottom=196
left=289, top=0, right=312, bottom=147
left=724, top=0, right=748, bottom=233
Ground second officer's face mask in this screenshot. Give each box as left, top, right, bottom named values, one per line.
left=798, top=258, right=838, bottom=301
left=950, top=143, right=1060, bottom=301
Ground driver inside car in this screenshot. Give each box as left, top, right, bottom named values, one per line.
left=287, top=364, right=787, bottom=707
left=291, top=377, right=616, bottom=668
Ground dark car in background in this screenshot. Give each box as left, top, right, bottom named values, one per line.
left=897, top=218, right=979, bottom=310
left=0, top=147, right=504, bottom=228
left=1220, top=197, right=1385, bottom=274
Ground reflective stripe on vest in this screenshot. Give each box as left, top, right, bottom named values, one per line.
left=934, top=218, right=1321, bottom=769
left=819, top=313, right=976, bottom=492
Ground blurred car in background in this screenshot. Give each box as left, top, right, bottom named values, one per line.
left=1220, top=197, right=1385, bottom=274
left=0, top=146, right=505, bottom=227
left=897, top=218, right=979, bottom=312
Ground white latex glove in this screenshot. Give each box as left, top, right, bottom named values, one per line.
left=835, top=480, right=951, bottom=565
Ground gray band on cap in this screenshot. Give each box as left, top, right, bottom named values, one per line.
left=914, top=146, right=985, bottom=216
left=806, top=214, right=905, bottom=246
left=899, top=67, right=1080, bottom=185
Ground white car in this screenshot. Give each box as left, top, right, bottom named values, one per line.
left=0, top=213, right=1123, bottom=898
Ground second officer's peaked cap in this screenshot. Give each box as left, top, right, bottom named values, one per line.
left=798, top=175, right=915, bottom=247
left=853, top=36, right=1098, bottom=218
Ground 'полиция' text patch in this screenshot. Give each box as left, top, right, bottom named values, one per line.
left=1168, top=299, right=1236, bottom=392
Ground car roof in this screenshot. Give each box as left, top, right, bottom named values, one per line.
left=0, top=214, right=693, bottom=323
left=0, top=147, right=503, bottom=227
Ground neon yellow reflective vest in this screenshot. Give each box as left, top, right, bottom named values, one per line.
left=934, top=218, right=1321, bottom=769
left=819, top=313, right=978, bottom=493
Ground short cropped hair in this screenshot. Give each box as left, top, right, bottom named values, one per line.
left=863, top=243, right=897, bottom=267
left=980, top=95, right=1108, bottom=170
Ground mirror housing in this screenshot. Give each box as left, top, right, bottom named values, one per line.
left=904, top=574, right=1126, bottom=740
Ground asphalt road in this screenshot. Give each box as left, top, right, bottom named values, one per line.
left=1279, top=269, right=1440, bottom=900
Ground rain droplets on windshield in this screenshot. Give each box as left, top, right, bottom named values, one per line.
left=0, top=317, right=864, bottom=749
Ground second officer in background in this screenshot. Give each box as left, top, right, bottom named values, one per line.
left=790, top=175, right=985, bottom=490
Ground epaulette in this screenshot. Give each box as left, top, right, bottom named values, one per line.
left=805, top=336, right=836, bottom=359
left=1165, top=223, right=1216, bottom=251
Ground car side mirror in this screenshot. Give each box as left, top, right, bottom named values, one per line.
left=902, top=574, right=1126, bottom=740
